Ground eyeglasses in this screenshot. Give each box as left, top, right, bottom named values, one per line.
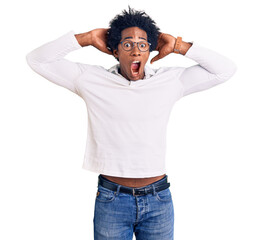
left=119, top=40, right=151, bottom=52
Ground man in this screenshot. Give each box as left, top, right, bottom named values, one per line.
left=26, top=7, right=237, bottom=240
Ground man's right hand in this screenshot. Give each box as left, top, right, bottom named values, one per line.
left=89, top=28, right=113, bottom=55
left=75, top=28, right=113, bottom=55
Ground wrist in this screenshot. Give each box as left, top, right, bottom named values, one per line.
left=173, top=37, right=193, bottom=55
left=179, top=41, right=193, bottom=55
left=74, top=31, right=92, bottom=47
left=173, top=37, right=182, bottom=54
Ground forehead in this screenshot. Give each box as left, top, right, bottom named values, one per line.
left=121, top=27, right=147, bottom=40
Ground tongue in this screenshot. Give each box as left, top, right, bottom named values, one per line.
left=131, top=63, right=140, bottom=71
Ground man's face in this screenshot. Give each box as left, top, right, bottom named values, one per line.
left=113, top=27, right=150, bottom=81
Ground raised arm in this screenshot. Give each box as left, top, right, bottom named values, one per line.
left=26, top=29, right=112, bottom=95
left=75, top=28, right=112, bottom=54
left=179, top=42, right=237, bottom=97
left=151, top=33, right=237, bottom=97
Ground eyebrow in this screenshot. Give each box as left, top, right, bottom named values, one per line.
left=123, top=36, right=147, bottom=41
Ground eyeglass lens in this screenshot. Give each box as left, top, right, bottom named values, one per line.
left=121, top=40, right=150, bottom=51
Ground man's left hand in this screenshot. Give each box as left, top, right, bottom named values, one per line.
left=150, top=33, right=176, bottom=64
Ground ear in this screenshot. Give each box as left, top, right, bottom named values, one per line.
left=113, top=49, right=118, bottom=58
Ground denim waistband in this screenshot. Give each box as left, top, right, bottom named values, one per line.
left=99, top=174, right=168, bottom=187
left=97, top=174, right=170, bottom=196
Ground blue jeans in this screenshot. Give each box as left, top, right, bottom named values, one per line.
left=93, top=174, right=174, bottom=240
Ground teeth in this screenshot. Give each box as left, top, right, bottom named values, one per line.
left=133, top=61, right=140, bottom=63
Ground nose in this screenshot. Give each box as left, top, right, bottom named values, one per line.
left=130, top=44, right=141, bottom=56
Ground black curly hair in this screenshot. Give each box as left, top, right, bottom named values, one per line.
left=107, top=6, right=160, bottom=60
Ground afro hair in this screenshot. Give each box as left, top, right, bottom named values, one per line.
left=107, top=6, right=160, bottom=60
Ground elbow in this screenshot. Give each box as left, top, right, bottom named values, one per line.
left=26, top=51, right=41, bottom=71
left=216, top=61, right=238, bottom=82
left=26, top=52, right=34, bottom=68
left=229, top=61, right=238, bottom=77
left=25, top=52, right=46, bottom=77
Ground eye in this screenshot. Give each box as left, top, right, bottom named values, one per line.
left=140, top=43, right=146, bottom=48
left=123, top=42, right=131, bottom=48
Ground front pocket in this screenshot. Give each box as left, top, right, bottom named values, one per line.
left=155, top=188, right=172, bottom=202
left=95, top=186, right=116, bottom=203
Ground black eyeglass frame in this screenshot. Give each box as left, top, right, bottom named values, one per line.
left=119, top=40, right=152, bottom=52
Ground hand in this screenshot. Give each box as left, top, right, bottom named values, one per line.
left=89, top=28, right=113, bottom=55
left=150, top=33, right=176, bottom=64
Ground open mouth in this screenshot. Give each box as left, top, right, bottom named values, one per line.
left=131, top=61, right=141, bottom=76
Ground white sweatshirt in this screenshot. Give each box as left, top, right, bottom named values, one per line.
left=26, top=30, right=237, bottom=178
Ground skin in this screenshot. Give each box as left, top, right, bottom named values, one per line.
left=113, top=27, right=150, bottom=81
left=74, top=27, right=192, bottom=187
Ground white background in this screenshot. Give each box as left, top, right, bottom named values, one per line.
left=1, top=0, right=262, bottom=239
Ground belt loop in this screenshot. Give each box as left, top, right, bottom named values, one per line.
left=116, top=185, right=121, bottom=196
left=97, top=175, right=100, bottom=187
left=152, top=184, right=156, bottom=196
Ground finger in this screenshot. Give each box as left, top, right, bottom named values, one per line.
left=150, top=54, right=162, bottom=64
left=104, top=47, right=113, bottom=55
left=95, top=43, right=113, bottom=55
left=105, top=50, right=113, bottom=55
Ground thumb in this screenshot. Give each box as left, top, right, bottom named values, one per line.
left=94, top=43, right=113, bottom=55
left=150, top=54, right=161, bottom=64
left=104, top=47, right=113, bottom=55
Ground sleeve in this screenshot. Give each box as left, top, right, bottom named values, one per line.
left=26, top=30, right=90, bottom=96
left=179, top=42, right=237, bottom=97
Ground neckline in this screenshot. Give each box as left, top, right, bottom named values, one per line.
left=108, top=64, right=156, bottom=86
